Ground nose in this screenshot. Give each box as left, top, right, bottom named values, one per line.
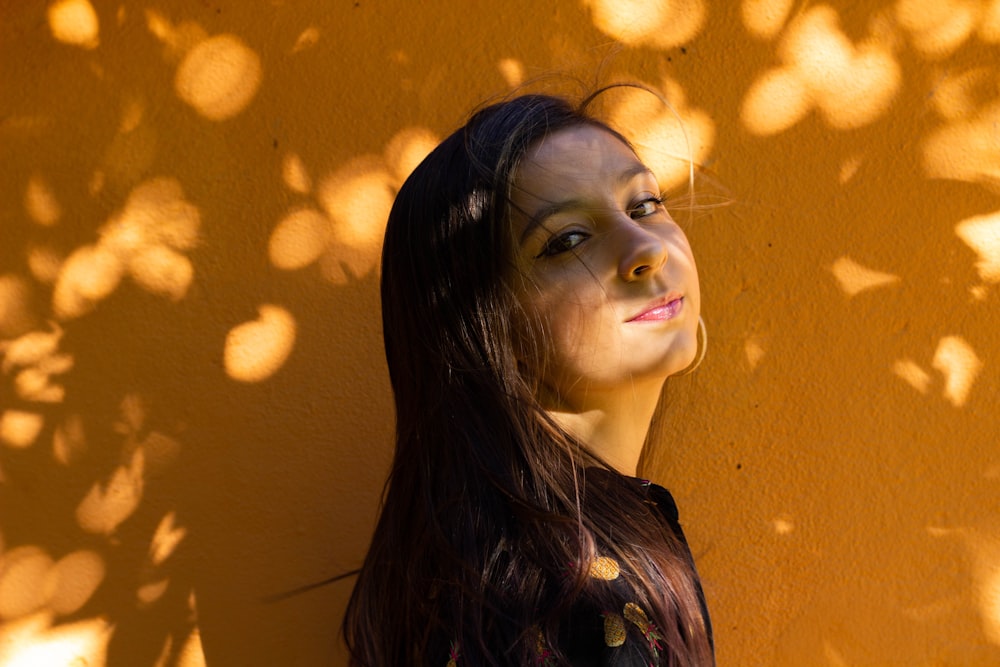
left=618, top=220, right=668, bottom=281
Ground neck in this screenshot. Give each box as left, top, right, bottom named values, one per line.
left=542, top=377, right=665, bottom=476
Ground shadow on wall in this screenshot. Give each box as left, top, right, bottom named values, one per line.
left=1, top=0, right=999, bottom=665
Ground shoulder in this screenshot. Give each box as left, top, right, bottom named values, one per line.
left=584, top=467, right=685, bottom=541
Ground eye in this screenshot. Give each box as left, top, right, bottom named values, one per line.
left=628, top=196, right=664, bottom=220
left=536, top=230, right=590, bottom=258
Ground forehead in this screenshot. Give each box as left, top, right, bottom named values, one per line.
left=514, top=124, right=642, bottom=192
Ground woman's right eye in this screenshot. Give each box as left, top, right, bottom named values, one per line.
left=536, top=231, right=589, bottom=258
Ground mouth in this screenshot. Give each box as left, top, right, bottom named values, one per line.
left=627, top=294, right=684, bottom=322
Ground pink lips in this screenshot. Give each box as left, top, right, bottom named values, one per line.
left=627, top=295, right=684, bottom=322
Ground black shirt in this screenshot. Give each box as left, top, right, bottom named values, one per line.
left=444, top=471, right=714, bottom=666
left=557, top=474, right=714, bottom=666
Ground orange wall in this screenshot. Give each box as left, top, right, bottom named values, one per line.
left=2, top=1, right=999, bottom=665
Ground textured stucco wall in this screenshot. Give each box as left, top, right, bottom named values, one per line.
left=2, top=1, right=998, bottom=665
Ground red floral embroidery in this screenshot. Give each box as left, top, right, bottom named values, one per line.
left=445, top=640, right=460, bottom=667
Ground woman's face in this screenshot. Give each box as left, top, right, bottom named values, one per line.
left=508, top=124, right=701, bottom=407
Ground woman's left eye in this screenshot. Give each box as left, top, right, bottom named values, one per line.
left=628, top=197, right=663, bottom=220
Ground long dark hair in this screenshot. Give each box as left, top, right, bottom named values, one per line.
left=343, top=92, right=713, bottom=666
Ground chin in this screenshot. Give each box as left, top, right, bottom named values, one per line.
left=667, top=329, right=701, bottom=377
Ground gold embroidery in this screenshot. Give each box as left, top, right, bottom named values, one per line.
left=603, top=612, right=626, bottom=647
left=588, top=556, right=621, bottom=581
left=623, top=601, right=650, bottom=633
left=623, top=602, right=664, bottom=657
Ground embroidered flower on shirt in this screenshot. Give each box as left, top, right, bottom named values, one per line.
left=588, top=555, right=621, bottom=581
left=534, top=627, right=557, bottom=666
left=446, top=640, right=460, bottom=667
left=602, top=611, right=627, bottom=647
left=624, top=602, right=664, bottom=657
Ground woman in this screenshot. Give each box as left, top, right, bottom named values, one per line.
left=343, top=91, right=713, bottom=666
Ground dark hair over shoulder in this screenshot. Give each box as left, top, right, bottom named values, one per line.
left=343, top=92, right=713, bottom=666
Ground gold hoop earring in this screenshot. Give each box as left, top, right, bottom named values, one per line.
left=674, top=316, right=707, bottom=377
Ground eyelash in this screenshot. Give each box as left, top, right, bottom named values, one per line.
left=535, top=195, right=666, bottom=258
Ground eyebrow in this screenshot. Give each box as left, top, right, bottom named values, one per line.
left=518, top=164, right=656, bottom=243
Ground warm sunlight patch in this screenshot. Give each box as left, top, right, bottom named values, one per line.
left=498, top=58, right=525, bottom=88
left=0, top=411, right=44, bottom=450
left=47, top=0, right=99, bottom=49
left=932, top=336, right=982, bottom=407
left=175, top=35, right=262, bottom=121
left=14, top=363, right=69, bottom=404
left=46, top=550, right=105, bottom=616
left=224, top=305, right=297, bottom=382
left=317, top=158, right=394, bottom=283
left=24, top=173, right=62, bottom=227
left=772, top=514, right=795, bottom=535
left=928, top=67, right=994, bottom=121
left=604, top=81, right=715, bottom=191
left=981, top=561, right=1000, bottom=645
left=53, top=178, right=200, bottom=319
left=895, top=0, right=979, bottom=58
left=741, top=67, right=811, bottom=136
left=14, top=371, right=53, bottom=405
left=144, top=9, right=208, bottom=63
left=838, top=154, right=863, bottom=184
left=150, top=512, right=188, bottom=567
left=76, top=449, right=145, bottom=535
left=955, top=210, right=1000, bottom=283
left=112, top=177, right=200, bottom=249
left=922, top=103, right=1000, bottom=187
left=983, top=0, right=1000, bottom=42
left=26, top=246, right=62, bottom=285
left=830, top=256, right=901, bottom=297
left=53, top=414, right=87, bottom=465
left=584, top=0, right=706, bottom=49
left=269, top=207, right=330, bottom=270
left=118, top=392, right=147, bottom=435
left=272, top=128, right=434, bottom=281
left=742, top=6, right=901, bottom=134
left=178, top=627, right=207, bottom=667
left=744, top=338, right=766, bottom=370
left=2, top=326, right=71, bottom=406
left=130, top=245, right=195, bottom=301
left=892, top=358, right=931, bottom=394
left=741, top=0, right=795, bottom=40
left=787, top=7, right=901, bottom=129
left=52, top=244, right=124, bottom=320
left=137, top=579, right=170, bottom=606
left=1, top=327, right=64, bottom=373
left=324, top=171, right=393, bottom=264
left=960, top=530, right=1000, bottom=645
left=0, top=546, right=53, bottom=619
left=0, top=613, right=112, bottom=667
left=384, top=127, right=440, bottom=187
left=282, top=153, right=313, bottom=194
left=293, top=26, right=321, bottom=53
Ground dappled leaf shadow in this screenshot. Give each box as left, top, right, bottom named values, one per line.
left=2, top=0, right=999, bottom=665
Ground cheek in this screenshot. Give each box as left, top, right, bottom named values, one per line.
left=527, top=280, right=615, bottom=367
